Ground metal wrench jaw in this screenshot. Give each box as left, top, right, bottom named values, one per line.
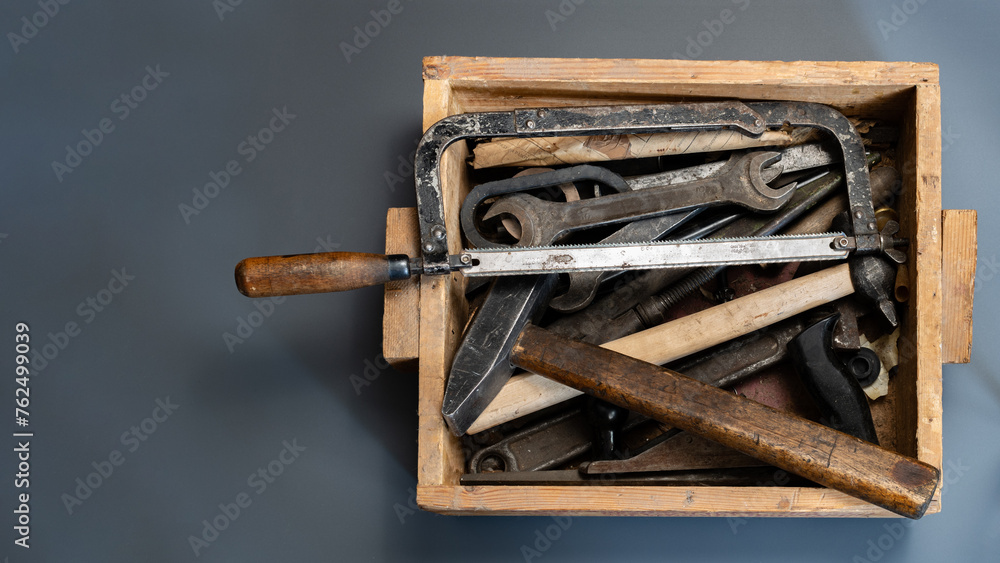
left=726, top=151, right=798, bottom=212
left=481, top=193, right=565, bottom=247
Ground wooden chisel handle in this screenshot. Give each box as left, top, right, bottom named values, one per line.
left=235, top=252, right=414, bottom=297
left=512, top=324, right=940, bottom=519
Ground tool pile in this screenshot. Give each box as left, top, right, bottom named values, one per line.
left=234, top=101, right=939, bottom=519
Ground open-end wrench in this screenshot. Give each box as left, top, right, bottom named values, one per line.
left=481, top=152, right=795, bottom=248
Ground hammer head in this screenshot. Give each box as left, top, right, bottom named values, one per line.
left=442, top=274, right=557, bottom=435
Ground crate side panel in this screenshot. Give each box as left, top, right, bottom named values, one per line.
left=417, top=485, right=919, bottom=518
left=417, top=79, right=470, bottom=487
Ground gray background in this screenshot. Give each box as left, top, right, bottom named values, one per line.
left=1, top=1, right=996, bottom=561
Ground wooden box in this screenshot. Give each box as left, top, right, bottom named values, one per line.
left=383, top=57, right=977, bottom=517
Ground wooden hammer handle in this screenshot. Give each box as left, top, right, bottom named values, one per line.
left=512, top=324, right=939, bottom=519
left=235, top=252, right=413, bottom=297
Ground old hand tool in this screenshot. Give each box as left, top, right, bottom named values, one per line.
left=472, top=152, right=795, bottom=248
left=467, top=404, right=658, bottom=473
left=624, top=141, right=841, bottom=190
left=509, top=324, right=938, bottom=518
left=442, top=274, right=557, bottom=435
left=790, top=315, right=879, bottom=444
left=580, top=431, right=767, bottom=475
left=468, top=407, right=593, bottom=473
left=236, top=102, right=901, bottom=297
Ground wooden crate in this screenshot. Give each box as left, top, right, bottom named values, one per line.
left=384, top=57, right=978, bottom=517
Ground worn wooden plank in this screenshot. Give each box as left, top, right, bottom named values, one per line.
left=423, top=57, right=940, bottom=86
left=424, top=57, right=938, bottom=118
left=941, top=210, right=977, bottom=364
left=888, top=84, right=943, bottom=515
left=416, top=79, right=467, bottom=489
left=382, top=207, right=420, bottom=370
left=418, top=485, right=939, bottom=518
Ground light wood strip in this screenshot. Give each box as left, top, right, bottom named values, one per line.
left=382, top=208, right=420, bottom=370
left=941, top=209, right=977, bottom=364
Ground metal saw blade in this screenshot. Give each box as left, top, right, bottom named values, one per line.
left=455, top=233, right=851, bottom=276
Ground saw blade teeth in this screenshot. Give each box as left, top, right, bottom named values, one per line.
left=464, top=232, right=847, bottom=254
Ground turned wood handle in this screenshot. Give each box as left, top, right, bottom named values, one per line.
left=512, top=324, right=940, bottom=519
left=235, top=252, right=413, bottom=297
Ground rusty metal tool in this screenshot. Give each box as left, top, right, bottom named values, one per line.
left=623, top=141, right=841, bottom=190
left=508, top=323, right=938, bottom=518
left=789, top=315, right=879, bottom=444
left=235, top=102, right=903, bottom=298
left=442, top=274, right=557, bottom=435
left=468, top=407, right=593, bottom=473
left=467, top=152, right=795, bottom=248
left=467, top=405, right=659, bottom=473
left=580, top=431, right=767, bottom=475
left=666, top=317, right=807, bottom=389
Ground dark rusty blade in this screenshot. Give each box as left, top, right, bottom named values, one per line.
left=442, top=274, right=558, bottom=436
left=581, top=431, right=767, bottom=475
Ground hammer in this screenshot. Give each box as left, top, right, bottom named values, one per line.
left=506, top=320, right=938, bottom=519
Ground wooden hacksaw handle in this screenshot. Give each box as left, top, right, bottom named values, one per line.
left=235, top=252, right=413, bottom=297
left=512, top=323, right=940, bottom=519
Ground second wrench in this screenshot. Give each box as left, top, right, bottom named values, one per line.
left=483, top=151, right=795, bottom=247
